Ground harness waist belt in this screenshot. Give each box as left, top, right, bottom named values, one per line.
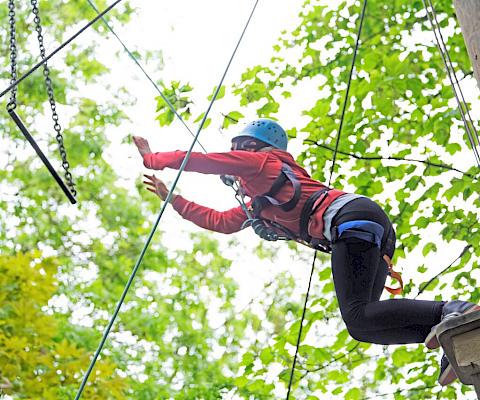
left=299, top=188, right=331, bottom=244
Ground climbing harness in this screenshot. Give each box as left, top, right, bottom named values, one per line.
left=73, top=2, right=260, bottom=399
left=221, top=164, right=333, bottom=253
left=298, top=187, right=332, bottom=251
left=251, top=164, right=301, bottom=216
left=221, top=169, right=404, bottom=295
left=7, top=0, right=76, bottom=203
left=221, top=172, right=298, bottom=242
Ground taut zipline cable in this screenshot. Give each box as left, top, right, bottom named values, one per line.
left=0, top=0, right=123, bottom=100
left=421, top=0, right=480, bottom=167
left=285, top=0, right=368, bottom=397
left=73, top=1, right=259, bottom=398
left=86, top=0, right=207, bottom=153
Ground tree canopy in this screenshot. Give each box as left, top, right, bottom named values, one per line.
left=1, top=0, right=480, bottom=399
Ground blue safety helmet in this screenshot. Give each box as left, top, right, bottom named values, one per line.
left=233, top=118, right=288, bottom=151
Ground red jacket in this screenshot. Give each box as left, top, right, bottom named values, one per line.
left=143, top=150, right=346, bottom=239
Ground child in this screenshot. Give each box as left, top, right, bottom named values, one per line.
left=133, top=118, right=479, bottom=385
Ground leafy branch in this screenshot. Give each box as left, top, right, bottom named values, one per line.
left=303, top=139, right=477, bottom=179
left=365, top=384, right=438, bottom=399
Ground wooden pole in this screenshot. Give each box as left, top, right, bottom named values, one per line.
left=453, top=0, right=480, bottom=89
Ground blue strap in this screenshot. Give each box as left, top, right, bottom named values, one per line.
left=336, top=220, right=384, bottom=248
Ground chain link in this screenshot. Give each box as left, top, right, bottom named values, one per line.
left=30, top=0, right=76, bottom=196
left=7, top=0, right=17, bottom=111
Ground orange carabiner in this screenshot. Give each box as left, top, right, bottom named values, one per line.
left=383, top=254, right=403, bottom=295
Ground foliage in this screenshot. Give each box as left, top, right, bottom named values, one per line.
left=223, top=0, right=480, bottom=398
left=0, top=252, right=126, bottom=399
left=155, top=81, right=194, bottom=126
left=150, top=0, right=480, bottom=395
left=2, top=0, right=480, bottom=399
left=0, top=1, right=260, bottom=399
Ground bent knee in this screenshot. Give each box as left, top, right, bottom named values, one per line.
left=340, top=306, right=366, bottom=331
left=345, top=326, right=371, bottom=343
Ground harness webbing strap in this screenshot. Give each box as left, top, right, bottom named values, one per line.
left=299, top=188, right=330, bottom=243
left=336, top=220, right=384, bottom=248
left=252, top=163, right=301, bottom=216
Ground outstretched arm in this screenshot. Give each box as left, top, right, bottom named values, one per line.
left=143, top=174, right=248, bottom=234
left=133, top=135, right=269, bottom=178
left=173, top=195, right=249, bottom=234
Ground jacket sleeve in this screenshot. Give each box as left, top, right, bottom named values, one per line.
left=143, top=150, right=268, bottom=178
left=172, top=195, right=249, bottom=234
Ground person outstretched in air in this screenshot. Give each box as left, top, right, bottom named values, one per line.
left=133, top=118, right=479, bottom=386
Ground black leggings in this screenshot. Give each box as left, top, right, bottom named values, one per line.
left=330, top=197, right=445, bottom=345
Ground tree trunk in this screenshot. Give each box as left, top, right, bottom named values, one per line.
left=453, top=0, right=480, bottom=89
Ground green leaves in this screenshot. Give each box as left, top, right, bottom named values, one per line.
left=207, top=84, right=226, bottom=101
left=222, top=110, right=245, bottom=129
left=345, top=387, right=362, bottom=400
left=3, top=0, right=480, bottom=398
left=155, top=80, right=193, bottom=126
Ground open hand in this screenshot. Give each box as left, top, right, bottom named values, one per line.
left=133, top=136, right=152, bottom=157
left=143, top=174, right=173, bottom=202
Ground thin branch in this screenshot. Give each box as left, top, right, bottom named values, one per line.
left=415, top=244, right=472, bottom=299
left=364, top=385, right=438, bottom=399
left=304, top=139, right=476, bottom=179
left=297, top=342, right=361, bottom=380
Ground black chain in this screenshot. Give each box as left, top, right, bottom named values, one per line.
left=7, top=0, right=17, bottom=111
left=30, top=0, right=76, bottom=196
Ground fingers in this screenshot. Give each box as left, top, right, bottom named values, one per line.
left=143, top=173, right=160, bottom=180
left=143, top=174, right=165, bottom=188
left=143, top=180, right=155, bottom=187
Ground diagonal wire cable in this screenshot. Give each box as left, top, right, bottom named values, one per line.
left=73, top=1, right=259, bottom=398
left=86, top=0, right=207, bottom=152
left=286, top=251, right=317, bottom=399
left=0, top=0, right=123, bottom=100
left=285, top=1, right=367, bottom=398
left=328, top=0, right=368, bottom=187
left=421, top=0, right=480, bottom=166
left=426, top=0, right=480, bottom=159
